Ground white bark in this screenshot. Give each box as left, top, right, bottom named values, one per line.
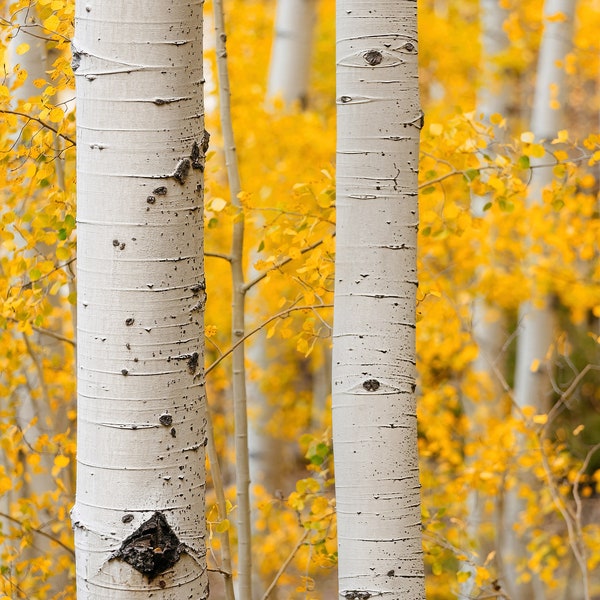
left=267, top=0, right=317, bottom=107
left=332, top=1, right=425, bottom=598
left=505, top=2, right=576, bottom=598
left=72, top=2, right=208, bottom=598
left=212, top=0, right=253, bottom=596
left=462, top=2, right=509, bottom=595
left=513, top=0, right=575, bottom=413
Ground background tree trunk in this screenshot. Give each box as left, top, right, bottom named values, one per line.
left=267, top=0, right=317, bottom=108
left=72, top=2, right=208, bottom=597
left=332, top=0, right=425, bottom=597
left=504, top=1, right=576, bottom=598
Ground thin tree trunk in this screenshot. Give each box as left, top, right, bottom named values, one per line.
left=462, top=1, right=510, bottom=595
left=505, top=2, right=576, bottom=598
left=72, top=2, right=208, bottom=597
left=332, top=1, right=425, bottom=597
left=212, top=0, right=253, bottom=597
left=267, top=0, right=318, bottom=108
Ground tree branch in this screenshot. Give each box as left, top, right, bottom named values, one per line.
left=0, top=511, right=74, bottom=556
left=204, top=303, right=333, bottom=376
left=0, top=109, right=76, bottom=147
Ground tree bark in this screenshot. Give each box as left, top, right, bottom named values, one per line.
left=332, top=1, right=425, bottom=598
left=72, top=2, right=208, bottom=597
left=267, top=0, right=317, bottom=108
left=505, top=1, right=576, bottom=598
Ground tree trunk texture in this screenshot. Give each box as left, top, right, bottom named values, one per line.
left=332, top=1, right=425, bottom=598
left=72, top=2, right=208, bottom=597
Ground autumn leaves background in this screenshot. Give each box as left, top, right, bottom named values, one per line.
left=0, top=0, right=599, bottom=598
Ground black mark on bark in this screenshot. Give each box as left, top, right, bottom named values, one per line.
left=159, top=413, right=173, bottom=427
left=153, top=186, right=168, bottom=195
left=363, top=379, right=380, bottom=392
left=364, top=49, right=383, bottom=65
left=112, top=512, right=184, bottom=580
left=173, top=158, right=191, bottom=185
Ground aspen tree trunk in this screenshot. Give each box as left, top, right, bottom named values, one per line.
left=462, top=1, right=510, bottom=596
left=504, top=2, right=576, bottom=598
left=71, top=2, right=208, bottom=597
left=332, top=1, right=425, bottom=598
left=267, top=0, right=317, bottom=107
left=512, top=0, right=576, bottom=411
left=212, top=1, right=254, bottom=597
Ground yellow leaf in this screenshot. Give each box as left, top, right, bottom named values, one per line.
left=572, top=425, right=584, bottom=436
left=533, top=414, right=548, bottom=425
left=43, top=14, right=60, bottom=30
left=521, top=131, right=535, bottom=144
left=210, top=197, right=227, bottom=212
left=54, top=455, right=70, bottom=469
left=16, top=43, right=30, bottom=55
left=552, top=129, right=568, bottom=144
left=297, top=338, right=309, bottom=354
left=27, top=453, right=41, bottom=468
left=529, top=358, right=540, bottom=373
left=457, top=571, right=471, bottom=583
left=215, top=519, right=230, bottom=533
left=0, top=476, right=12, bottom=494
left=429, top=123, right=443, bottom=136
left=56, top=246, right=70, bottom=261
left=528, top=143, right=546, bottom=159
left=546, top=11, right=567, bottom=22
left=490, top=113, right=505, bottom=127
left=49, top=107, right=65, bottom=123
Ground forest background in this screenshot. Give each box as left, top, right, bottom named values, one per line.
left=0, top=0, right=599, bottom=599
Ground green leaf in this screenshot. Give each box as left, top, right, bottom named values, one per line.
left=517, top=155, right=530, bottom=170
left=464, top=169, right=479, bottom=181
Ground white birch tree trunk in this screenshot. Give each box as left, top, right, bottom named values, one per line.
left=71, top=2, right=208, bottom=597
left=462, top=1, right=510, bottom=595
left=504, top=2, right=576, bottom=598
left=513, top=0, right=575, bottom=412
left=267, top=0, right=317, bottom=107
left=332, top=1, right=425, bottom=598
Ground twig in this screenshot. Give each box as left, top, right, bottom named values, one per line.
left=243, top=235, right=332, bottom=293
left=0, top=511, right=74, bottom=556
left=204, top=304, right=333, bottom=376
left=0, top=109, right=76, bottom=147
left=261, top=529, right=309, bottom=600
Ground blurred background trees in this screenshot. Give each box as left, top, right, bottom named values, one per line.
left=0, top=0, right=599, bottom=598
